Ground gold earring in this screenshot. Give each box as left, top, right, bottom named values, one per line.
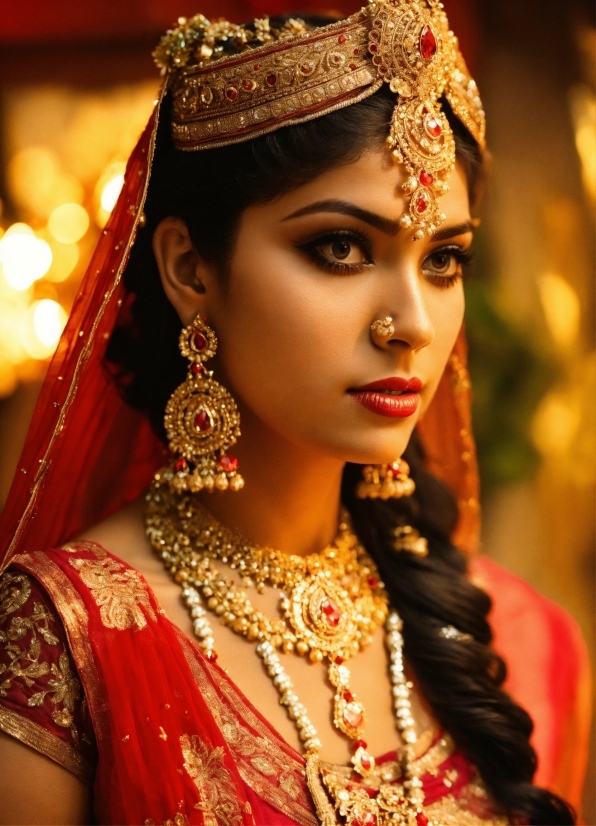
left=392, top=525, right=428, bottom=557
left=356, top=459, right=415, bottom=500
left=370, top=316, right=395, bottom=340
left=164, top=315, right=244, bottom=494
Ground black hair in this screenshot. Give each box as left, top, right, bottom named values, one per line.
left=106, top=84, right=575, bottom=824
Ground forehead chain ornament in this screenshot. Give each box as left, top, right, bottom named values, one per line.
left=155, top=0, right=485, bottom=240
left=369, top=0, right=457, bottom=238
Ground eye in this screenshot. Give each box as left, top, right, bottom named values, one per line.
left=316, top=237, right=368, bottom=265
left=297, top=229, right=373, bottom=274
left=422, top=245, right=474, bottom=287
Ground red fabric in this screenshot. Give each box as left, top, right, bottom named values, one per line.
left=12, top=544, right=506, bottom=825
left=471, top=556, right=592, bottom=814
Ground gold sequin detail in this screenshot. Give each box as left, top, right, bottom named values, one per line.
left=180, top=733, right=243, bottom=826
left=69, top=557, right=156, bottom=630
left=0, top=571, right=82, bottom=744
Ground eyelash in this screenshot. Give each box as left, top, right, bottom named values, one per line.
left=423, top=245, right=475, bottom=289
left=296, top=229, right=373, bottom=275
left=297, top=230, right=475, bottom=288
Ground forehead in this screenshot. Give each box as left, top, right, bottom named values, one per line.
left=251, top=149, right=471, bottom=225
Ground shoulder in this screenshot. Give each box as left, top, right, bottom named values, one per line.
left=0, top=567, right=96, bottom=784
left=470, top=555, right=592, bottom=800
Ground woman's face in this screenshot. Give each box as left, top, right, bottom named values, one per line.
left=184, top=150, right=472, bottom=465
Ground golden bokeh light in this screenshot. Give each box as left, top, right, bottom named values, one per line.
left=537, top=272, right=581, bottom=349
left=0, top=224, right=53, bottom=291
left=8, top=146, right=84, bottom=219
left=48, top=203, right=90, bottom=244
left=45, top=240, right=80, bottom=283
left=95, top=162, right=126, bottom=227
left=32, top=299, right=68, bottom=348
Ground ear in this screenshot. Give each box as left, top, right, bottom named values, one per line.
left=152, top=217, right=216, bottom=326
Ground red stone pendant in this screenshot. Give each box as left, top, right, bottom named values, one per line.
left=424, top=113, right=443, bottom=139
left=217, top=455, right=238, bottom=472
left=420, top=25, right=437, bottom=60
left=174, top=458, right=188, bottom=473
left=193, top=331, right=207, bottom=351
left=320, top=598, right=341, bottom=627
left=343, top=702, right=363, bottom=729
left=416, top=194, right=429, bottom=214
left=353, top=813, right=377, bottom=826
left=419, top=170, right=434, bottom=187
left=194, top=410, right=212, bottom=432
left=416, top=813, right=429, bottom=826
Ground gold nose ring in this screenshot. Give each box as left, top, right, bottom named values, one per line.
left=371, top=316, right=395, bottom=338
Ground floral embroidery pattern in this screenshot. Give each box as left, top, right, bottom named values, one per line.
left=69, top=557, right=157, bottom=630
left=0, top=571, right=82, bottom=744
left=180, top=733, right=243, bottom=826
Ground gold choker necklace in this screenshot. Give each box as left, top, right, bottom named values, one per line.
left=145, top=476, right=428, bottom=825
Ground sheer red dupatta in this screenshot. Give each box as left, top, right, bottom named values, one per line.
left=0, top=95, right=167, bottom=567
left=0, top=86, right=590, bottom=813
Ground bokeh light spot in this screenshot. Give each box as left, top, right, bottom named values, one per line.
left=0, top=225, right=53, bottom=291
left=48, top=203, right=89, bottom=244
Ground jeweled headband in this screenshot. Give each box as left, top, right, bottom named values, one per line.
left=154, top=0, right=486, bottom=238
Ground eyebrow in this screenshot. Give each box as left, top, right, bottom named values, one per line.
left=282, top=199, right=475, bottom=241
left=282, top=199, right=399, bottom=235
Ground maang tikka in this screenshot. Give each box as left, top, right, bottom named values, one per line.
left=162, top=315, right=244, bottom=494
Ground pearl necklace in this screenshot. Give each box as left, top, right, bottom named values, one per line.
left=145, top=481, right=426, bottom=825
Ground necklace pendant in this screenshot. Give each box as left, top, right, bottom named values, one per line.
left=351, top=744, right=376, bottom=777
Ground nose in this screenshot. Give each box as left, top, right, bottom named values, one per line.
left=371, top=272, right=434, bottom=352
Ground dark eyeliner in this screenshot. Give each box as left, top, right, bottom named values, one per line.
left=295, top=228, right=374, bottom=274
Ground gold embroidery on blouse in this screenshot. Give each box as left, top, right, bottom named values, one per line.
left=180, top=733, right=243, bottom=826
left=61, top=541, right=107, bottom=558
left=69, top=557, right=157, bottom=630
left=0, top=571, right=82, bottom=744
left=424, top=782, right=509, bottom=826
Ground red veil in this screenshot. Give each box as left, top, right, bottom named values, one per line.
left=0, top=89, right=590, bottom=812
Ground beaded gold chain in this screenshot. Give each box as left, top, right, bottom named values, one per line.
left=145, top=476, right=427, bottom=825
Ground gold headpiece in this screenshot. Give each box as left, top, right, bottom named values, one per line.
left=154, top=0, right=485, bottom=238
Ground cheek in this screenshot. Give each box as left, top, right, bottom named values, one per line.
left=419, top=281, right=465, bottom=406
left=212, top=244, right=352, bottom=431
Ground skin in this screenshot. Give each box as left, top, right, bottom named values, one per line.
left=0, top=148, right=474, bottom=824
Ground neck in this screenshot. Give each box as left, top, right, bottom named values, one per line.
left=198, top=409, right=345, bottom=557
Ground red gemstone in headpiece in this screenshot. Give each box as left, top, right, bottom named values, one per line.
left=191, top=362, right=203, bottom=376
left=338, top=34, right=346, bottom=44
left=369, top=43, right=378, bottom=53
left=367, top=575, right=380, bottom=589
left=424, top=114, right=443, bottom=139
left=419, top=171, right=434, bottom=187
left=217, top=455, right=238, bottom=472
left=194, top=411, right=212, bottom=432
left=193, top=331, right=207, bottom=351
left=416, top=195, right=429, bottom=213
left=266, top=74, right=277, bottom=86
left=174, top=458, right=188, bottom=473
left=349, top=63, right=357, bottom=70
left=342, top=690, right=353, bottom=702
left=416, top=814, right=429, bottom=826
left=420, top=25, right=437, bottom=60
left=353, top=739, right=367, bottom=751
left=226, top=87, right=238, bottom=101
left=242, top=79, right=256, bottom=91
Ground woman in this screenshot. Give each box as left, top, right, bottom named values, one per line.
left=0, top=3, right=590, bottom=824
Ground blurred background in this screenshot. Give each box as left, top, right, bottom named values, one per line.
left=0, top=0, right=594, bottom=816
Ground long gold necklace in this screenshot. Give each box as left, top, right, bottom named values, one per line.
left=145, top=476, right=426, bottom=825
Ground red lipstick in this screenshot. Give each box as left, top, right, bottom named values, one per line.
left=349, top=376, right=422, bottom=419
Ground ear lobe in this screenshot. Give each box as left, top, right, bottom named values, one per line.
left=152, top=217, right=211, bottom=325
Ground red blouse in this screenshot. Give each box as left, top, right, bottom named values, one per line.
left=0, top=544, right=589, bottom=824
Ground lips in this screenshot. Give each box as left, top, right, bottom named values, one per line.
left=348, top=376, right=422, bottom=419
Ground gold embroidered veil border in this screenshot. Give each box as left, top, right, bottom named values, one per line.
left=0, top=0, right=482, bottom=572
